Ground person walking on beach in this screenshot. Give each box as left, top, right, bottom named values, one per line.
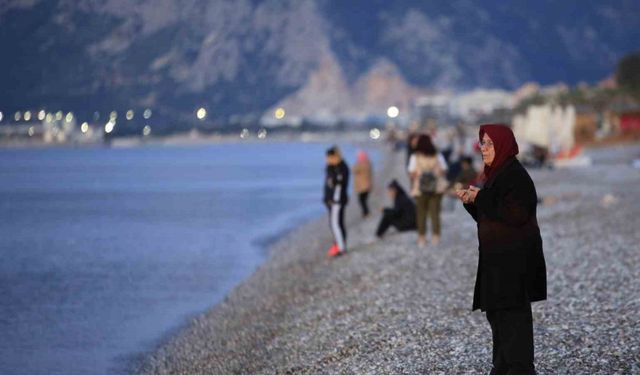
left=353, top=150, right=373, bottom=218
left=456, top=124, right=547, bottom=375
left=408, top=134, right=448, bottom=247
left=376, top=180, right=416, bottom=238
left=324, top=146, right=350, bottom=257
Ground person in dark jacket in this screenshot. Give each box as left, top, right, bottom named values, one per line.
left=324, top=145, right=350, bottom=257
left=376, top=180, right=416, bottom=238
left=456, top=124, right=547, bottom=375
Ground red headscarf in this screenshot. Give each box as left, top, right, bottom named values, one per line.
left=479, top=124, right=519, bottom=183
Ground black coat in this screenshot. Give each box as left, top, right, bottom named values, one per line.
left=464, top=158, right=547, bottom=311
left=324, top=161, right=350, bottom=206
left=390, top=186, right=417, bottom=230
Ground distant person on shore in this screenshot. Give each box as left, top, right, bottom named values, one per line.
left=376, top=180, right=416, bottom=238
left=456, top=124, right=547, bottom=375
left=324, top=146, right=350, bottom=257
left=406, top=132, right=420, bottom=168
left=408, top=134, right=448, bottom=247
left=353, top=150, right=373, bottom=218
left=452, top=156, right=478, bottom=191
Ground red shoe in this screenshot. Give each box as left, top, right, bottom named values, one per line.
left=327, top=243, right=341, bottom=257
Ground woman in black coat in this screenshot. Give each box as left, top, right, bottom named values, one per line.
left=456, top=124, right=546, bottom=375
left=376, top=180, right=417, bottom=238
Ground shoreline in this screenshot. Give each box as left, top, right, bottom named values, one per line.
left=133, top=144, right=398, bottom=374
left=137, top=143, right=640, bottom=374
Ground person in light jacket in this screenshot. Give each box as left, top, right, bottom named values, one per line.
left=408, top=134, right=448, bottom=247
left=353, top=150, right=373, bottom=217
left=456, top=124, right=547, bottom=375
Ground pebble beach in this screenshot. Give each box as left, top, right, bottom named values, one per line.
left=138, top=144, right=640, bottom=375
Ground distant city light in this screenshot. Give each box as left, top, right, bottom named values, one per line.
left=126, top=110, right=134, bottom=120
left=24, top=111, right=32, bottom=121
left=257, top=128, right=267, bottom=139
left=110, top=111, right=117, bottom=120
left=37, top=110, right=46, bottom=121
left=274, top=107, right=286, bottom=120
left=240, top=128, right=250, bottom=139
left=45, top=113, right=53, bottom=122
left=65, top=112, right=74, bottom=123
left=387, top=106, right=399, bottom=119
left=14, top=111, right=21, bottom=121
left=81, top=122, right=89, bottom=133
left=369, top=128, right=381, bottom=140
left=142, top=125, right=151, bottom=136
left=143, top=109, right=152, bottom=120
left=105, top=120, right=115, bottom=134
left=28, top=126, right=35, bottom=137
left=196, top=107, right=207, bottom=120
left=0, top=111, right=3, bottom=122
left=55, top=111, right=63, bottom=121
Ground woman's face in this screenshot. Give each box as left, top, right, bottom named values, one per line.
left=481, top=133, right=495, bottom=166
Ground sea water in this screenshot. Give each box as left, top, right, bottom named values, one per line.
left=0, top=142, right=378, bottom=375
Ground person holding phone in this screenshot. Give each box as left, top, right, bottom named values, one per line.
left=456, top=124, right=547, bottom=375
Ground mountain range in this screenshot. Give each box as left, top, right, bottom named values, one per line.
left=1, top=0, right=639, bottom=128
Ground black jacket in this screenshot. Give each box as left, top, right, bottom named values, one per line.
left=389, top=181, right=416, bottom=230
left=324, top=161, right=350, bottom=206
left=463, top=158, right=547, bottom=311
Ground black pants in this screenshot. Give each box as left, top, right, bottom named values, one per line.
left=328, top=204, right=347, bottom=251
left=486, top=304, right=536, bottom=375
left=376, top=209, right=416, bottom=237
left=358, top=191, right=370, bottom=217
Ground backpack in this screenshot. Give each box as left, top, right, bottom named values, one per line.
left=419, top=171, right=438, bottom=193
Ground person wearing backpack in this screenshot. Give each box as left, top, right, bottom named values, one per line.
left=408, top=134, right=448, bottom=247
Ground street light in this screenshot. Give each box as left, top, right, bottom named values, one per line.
left=369, top=128, right=381, bottom=140
left=196, top=107, right=207, bottom=120
left=387, top=106, right=399, bottom=119
left=274, top=107, right=286, bottom=120
left=105, top=120, right=115, bottom=134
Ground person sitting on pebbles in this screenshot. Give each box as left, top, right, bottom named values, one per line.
left=456, top=124, right=547, bottom=375
left=375, top=180, right=416, bottom=239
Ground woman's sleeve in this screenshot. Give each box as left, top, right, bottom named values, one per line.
left=463, top=203, right=478, bottom=222
left=474, top=172, right=534, bottom=226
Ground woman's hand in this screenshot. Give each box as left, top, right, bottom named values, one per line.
left=467, top=186, right=480, bottom=203
left=456, top=186, right=480, bottom=204
left=455, top=189, right=471, bottom=204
